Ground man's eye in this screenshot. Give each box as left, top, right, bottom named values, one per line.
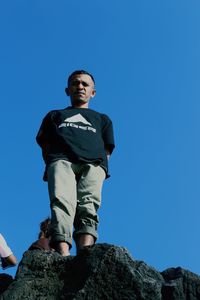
left=72, top=81, right=79, bottom=86
left=71, top=81, right=89, bottom=87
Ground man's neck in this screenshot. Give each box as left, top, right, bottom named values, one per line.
left=71, top=103, right=89, bottom=109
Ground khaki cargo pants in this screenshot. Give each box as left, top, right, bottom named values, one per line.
left=47, top=160, right=105, bottom=247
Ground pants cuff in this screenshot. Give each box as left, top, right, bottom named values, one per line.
left=50, top=234, right=72, bottom=249
left=73, top=226, right=98, bottom=242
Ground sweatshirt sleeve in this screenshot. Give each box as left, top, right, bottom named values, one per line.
left=36, top=112, right=55, bottom=147
left=101, top=114, right=115, bottom=154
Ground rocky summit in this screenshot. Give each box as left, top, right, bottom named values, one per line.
left=1, top=243, right=200, bottom=300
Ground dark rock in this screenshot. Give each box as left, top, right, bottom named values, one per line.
left=161, top=267, right=200, bottom=300
left=0, top=274, right=13, bottom=295
left=0, top=243, right=200, bottom=299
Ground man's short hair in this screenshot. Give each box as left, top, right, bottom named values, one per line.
left=67, top=70, right=95, bottom=87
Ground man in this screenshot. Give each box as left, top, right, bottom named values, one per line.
left=0, top=234, right=17, bottom=269
left=36, top=70, right=115, bottom=256
left=29, top=218, right=53, bottom=252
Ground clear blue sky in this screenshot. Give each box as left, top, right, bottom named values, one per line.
left=1, top=0, right=200, bottom=277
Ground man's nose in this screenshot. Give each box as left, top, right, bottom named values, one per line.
left=77, top=82, right=84, bottom=89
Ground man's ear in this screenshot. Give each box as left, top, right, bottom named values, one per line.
left=65, top=87, right=69, bottom=96
left=91, top=89, right=96, bottom=98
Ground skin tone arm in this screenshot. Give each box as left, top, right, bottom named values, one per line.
left=0, top=234, right=17, bottom=269
left=105, top=148, right=111, bottom=160
left=3, top=254, right=17, bottom=267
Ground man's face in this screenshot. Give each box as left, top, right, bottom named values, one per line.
left=66, top=74, right=96, bottom=107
